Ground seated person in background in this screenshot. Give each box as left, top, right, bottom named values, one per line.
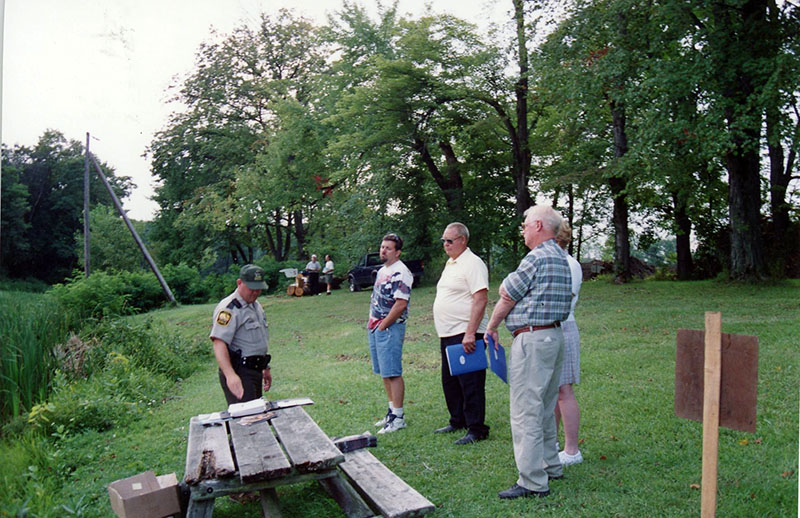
left=305, top=254, right=322, bottom=295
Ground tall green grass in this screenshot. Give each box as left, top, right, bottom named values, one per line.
left=0, top=291, right=73, bottom=421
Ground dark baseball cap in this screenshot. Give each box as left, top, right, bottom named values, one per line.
left=239, top=264, right=268, bottom=290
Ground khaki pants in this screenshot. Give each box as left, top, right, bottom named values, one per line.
left=508, top=327, right=564, bottom=491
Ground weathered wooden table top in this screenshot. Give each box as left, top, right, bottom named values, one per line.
left=184, top=405, right=344, bottom=488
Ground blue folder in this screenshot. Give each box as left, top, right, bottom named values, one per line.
left=445, top=340, right=488, bottom=376
left=487, top=335, right=508, bottom=384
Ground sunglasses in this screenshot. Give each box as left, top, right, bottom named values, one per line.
left=440, top=237, right=461, bottom=245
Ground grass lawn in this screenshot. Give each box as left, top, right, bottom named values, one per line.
left=54, top=279, right=798, bottom=517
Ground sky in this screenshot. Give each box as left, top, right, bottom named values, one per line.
left=2, top=0, right=509, bottom=220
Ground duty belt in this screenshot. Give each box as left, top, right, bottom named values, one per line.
left=229, top=348, right=271, bottom=370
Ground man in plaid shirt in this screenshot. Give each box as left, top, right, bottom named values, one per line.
left=486, top=205, right=572, bottom=500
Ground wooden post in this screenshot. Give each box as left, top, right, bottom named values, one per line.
left=90, top=154, right=177, bottom=304
left=83, top=132, right=91, bottom=277
left=701, top=311, right=722, bottom=518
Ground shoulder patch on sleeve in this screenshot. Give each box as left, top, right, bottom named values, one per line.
left=216, top=310, right=232, bottom=326
left=227, top=299, right=242, bottom=309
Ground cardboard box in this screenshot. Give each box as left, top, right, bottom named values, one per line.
left=108, top=471, right=181, bottom=518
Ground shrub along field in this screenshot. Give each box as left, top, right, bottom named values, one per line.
left=1, top=279, right=798, bottom=517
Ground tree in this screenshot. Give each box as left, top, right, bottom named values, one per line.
left=75, top=205, right=146, bottom=273
left=327, top=6, right=495, bottom=216
left=510, top=0, right=535, bottom=216
left=763, top=1, right=800, bottom=273
left=236, top=99, right=331, bottom=261
left=687, top=0, right=774, bottom=279
left=324, top=3, right=525, bottom=263
left=148, top=10, right=328, bottom=266
left=0, top=161, right=32, bottom=276
left=534, top=0, right=649, bottom=282
left=1, top=131, right=131, bottom=283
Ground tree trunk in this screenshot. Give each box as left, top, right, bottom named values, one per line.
left=293, top=208, right=305, bottom=259
left=766, top=105, right=795, bottom=243
left=263, top=208, right=295, bottom=262
left=726, top=144, right=765, bottom=279
left=566, top=186, right=575, bottom=257
left=264, top=225, right=277, bottom=260
left=512, top=0, right=534, bottom=218
left=283, top=214, right=293, bottom=260
left=609, top=176, right=631, bottom=283
left=764, top=0, right=796, bottom=276
left=672, top=190, right=693, bottom=281
left=410, top=135, right=464, bottom=216
left=609, top=99, right=631, bottom=283
left=234, top=244, right=248, bottom=265
left=551, top=186, right=561, bottom=212
left=717, top=0, right=767, bottom=280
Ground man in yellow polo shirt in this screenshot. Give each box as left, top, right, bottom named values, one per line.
left=432, top=222, right=490, bottom=445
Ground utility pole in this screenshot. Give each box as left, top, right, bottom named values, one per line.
left=90, top=154, right=176, bottom=304
left=84, top=132, right=91, bottom=277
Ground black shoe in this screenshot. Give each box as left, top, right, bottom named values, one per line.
left=455, top=432, right=487, bottom=445
left=548, top=474, right=564, bottom=481
left=434, top=425, right=465, bottom=434
left=498, top=483, right=549, bottom=499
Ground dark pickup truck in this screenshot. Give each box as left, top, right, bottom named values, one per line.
left=347, top=253, right=424, bottom=292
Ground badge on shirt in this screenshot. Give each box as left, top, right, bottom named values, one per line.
left=216, top=310, right=232, bottom=326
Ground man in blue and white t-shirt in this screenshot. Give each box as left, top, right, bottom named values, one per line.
left=368, top=233, right=414, bottom=434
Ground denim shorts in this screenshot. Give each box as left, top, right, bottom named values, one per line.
left=368, top=321, right=406, bottom=377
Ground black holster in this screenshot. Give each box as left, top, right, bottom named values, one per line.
left=229, top=348, right=270, bottom=370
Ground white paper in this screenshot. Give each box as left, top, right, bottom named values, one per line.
left=228, top=398, right=266, bottom=417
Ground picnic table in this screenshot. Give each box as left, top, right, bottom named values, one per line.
left=183, top=405, right=435, bottom=518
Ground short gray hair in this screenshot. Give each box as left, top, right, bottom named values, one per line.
left=445, top=222, right=469, bottom=241
left=524, top=205, right=563, bottom=235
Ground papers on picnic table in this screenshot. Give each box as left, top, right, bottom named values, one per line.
left=197, top=397, right=315, bottom=426
left=229, top=398, right=267, bottom=417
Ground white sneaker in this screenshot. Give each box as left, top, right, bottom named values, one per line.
left=377, top=414, right=406, bottom=434
left=559, top=450, right=583, bottom=466
left=374, top=408, right=391, bottom=427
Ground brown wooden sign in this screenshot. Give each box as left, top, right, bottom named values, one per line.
left=675, top=328, right=758, bottom=433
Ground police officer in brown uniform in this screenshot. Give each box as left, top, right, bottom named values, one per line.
left=210, top=264, right=272, bottom=404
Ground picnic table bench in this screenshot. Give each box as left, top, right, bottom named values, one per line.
left=183, top=405, right=434, bottom=518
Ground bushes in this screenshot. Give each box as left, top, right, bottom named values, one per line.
left=198, top=271, right=239, bottom=301
left=81, top=317, right=206, bottom=380
left=254, top=257, right=305, bottom=294
left=24, top=317, right=207, bottom=436
left=161, top=263, right=209, bottom=304
left=49, top=261, right=305, bottom=322
left=49, top=271, right=158, bottom=320
left=27, top=366, right=173, bottom=435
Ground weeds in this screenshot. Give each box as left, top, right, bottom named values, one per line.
left=0, top=291, right=73, bottom=420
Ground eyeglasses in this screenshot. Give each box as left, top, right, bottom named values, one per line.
left=441, top=236, right=462, bottom=245
left=520, top=220, right=539, bottom=232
